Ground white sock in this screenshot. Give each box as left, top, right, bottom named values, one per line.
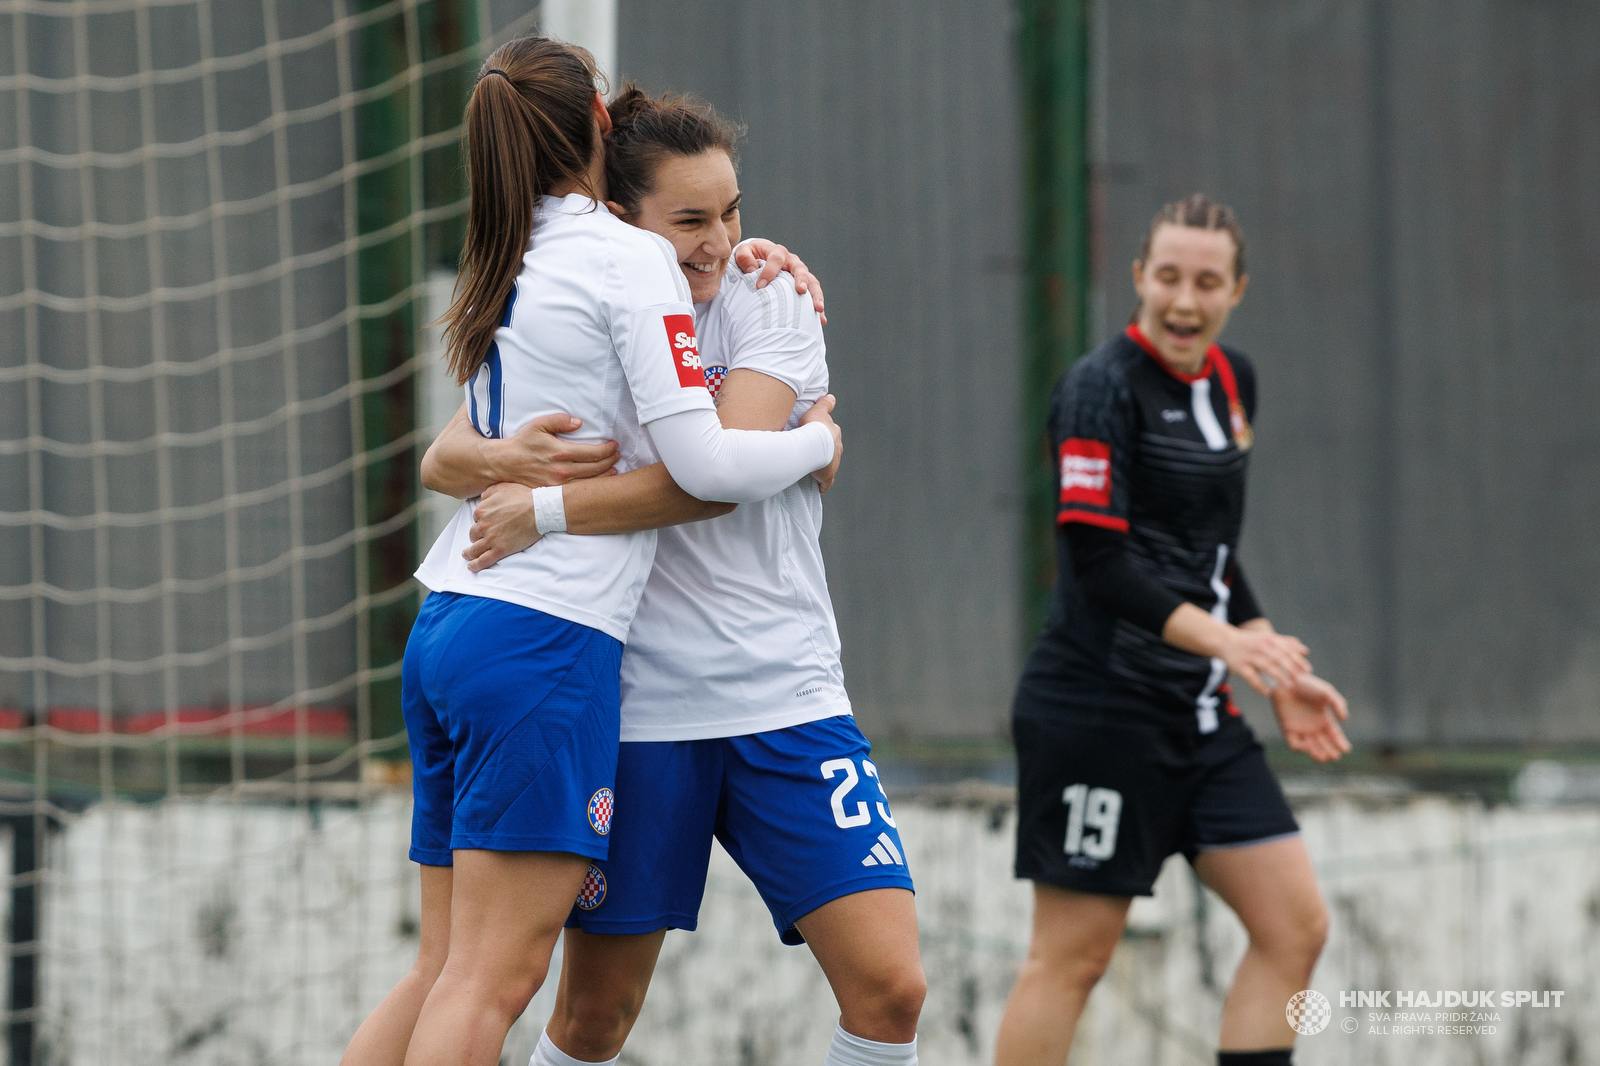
left=530, top=1028, right=619, bottom=1066
left=823, top=1024, right=918, bottom=1066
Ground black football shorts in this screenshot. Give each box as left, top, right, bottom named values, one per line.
left=1012, top=709, right=1299, bottom=897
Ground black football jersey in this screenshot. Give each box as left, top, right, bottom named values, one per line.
left=1016, top=325, right=1258, bottom=731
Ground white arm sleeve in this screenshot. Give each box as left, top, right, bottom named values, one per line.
left=646, top=407, right=834, bottom=504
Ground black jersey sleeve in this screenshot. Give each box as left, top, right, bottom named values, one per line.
left=1051, top=357, right=1137, bottom=532
left=1226, top=558, right=1264, bottom=625
left=1064, top=523, right=1186, bottom=635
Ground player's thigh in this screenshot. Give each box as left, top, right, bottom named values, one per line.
left=1024, top=881, right=1132, bottom=976
left=553, top=928, right=667, bottom=1027
left=416, top=863, right=454, bottom=971
left=1191, top=835, right=1327, bottom=958
left=1012, top=711, right=1185, bottom=898
left=718, top=716, right=912, bottom=946
left=793, top=887, right=922, bottom=1001
left=443, top=849, right=591, bottom=984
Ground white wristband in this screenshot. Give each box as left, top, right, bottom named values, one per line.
left=531, top=485, right=567, bottom=534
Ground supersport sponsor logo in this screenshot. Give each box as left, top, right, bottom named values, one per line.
left=1059, top=438, right=1112, bottom=508
left=664, top=314, right=705, bottom=389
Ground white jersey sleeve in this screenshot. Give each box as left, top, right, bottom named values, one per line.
left=645, top=406, right=833, bottom=503
left=602, top=229, right=718, bottom=424
left=719, top=268, right=827, bottom=397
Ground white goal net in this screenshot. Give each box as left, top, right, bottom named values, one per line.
left=0, top=1, right=538, bottom=1060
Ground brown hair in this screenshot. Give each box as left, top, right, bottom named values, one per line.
left=1137, top=193, right=1247, bottom=278
left=603, top=83, right=741, bottom=217
left=441, top=36, right=603, bottom=385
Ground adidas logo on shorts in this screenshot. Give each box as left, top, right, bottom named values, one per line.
left=860, top=831, right=905, bottom=867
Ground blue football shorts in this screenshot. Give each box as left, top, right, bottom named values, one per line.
left=565, top=714, right=914, bottom=945
left=402, top=591, right=622, bottom=866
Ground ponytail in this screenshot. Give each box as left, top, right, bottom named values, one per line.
left=441, top=36, right=603, bottom=385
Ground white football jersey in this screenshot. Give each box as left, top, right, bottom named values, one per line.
left=619, top=268, right=852, bottom=741
left=415, top=194, right=714, bottom=641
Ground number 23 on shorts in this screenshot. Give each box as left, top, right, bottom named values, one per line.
left=1063, top=783, right=1122, bottom=859
left=821, top=758, right=896, bottom=829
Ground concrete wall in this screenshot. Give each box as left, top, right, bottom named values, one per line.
left=37, top=789, right=1600, bottom=1065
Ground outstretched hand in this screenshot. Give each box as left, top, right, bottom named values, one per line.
left=1271, top=673, right=1352, bottom=763
left=799, top=394, right=843, bottom=494
left=733, top=239, right=827, bottom=324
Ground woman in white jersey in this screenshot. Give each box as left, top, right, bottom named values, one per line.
left=342, top=39, right=842, bottom=1066
left=423, top=88, right=925, bottom=1066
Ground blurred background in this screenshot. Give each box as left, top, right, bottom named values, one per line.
left=0, top=0, right=1596, bottom=1063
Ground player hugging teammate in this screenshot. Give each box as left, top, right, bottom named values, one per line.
left=995, top=196, right=1352, bottom=1066
left=346, top=34, right=925, bottom=1066
left=342, top=34, right=876, bottom=1066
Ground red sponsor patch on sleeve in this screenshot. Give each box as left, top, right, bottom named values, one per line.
left=663, top=314, right=706, bottom=389
left=1059, top=438, right=1113, bottom=509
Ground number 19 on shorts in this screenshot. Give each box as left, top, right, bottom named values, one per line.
left=1062, top=784, right=1122, bottom=860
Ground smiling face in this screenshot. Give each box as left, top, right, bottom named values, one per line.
left=1132, top=223, right=1248, bottom=373
left=610, top=149, right=740, bottom=303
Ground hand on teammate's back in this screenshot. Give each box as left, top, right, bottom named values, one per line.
left=1270, top=672, right=1352, bottom=762
left=462, top=483, right=541, bottom=572
left=494, top=413, right=620, bottom=486
left=799, top=395, right=843, bottom=494
left=732, top=240, right=827, bottom=324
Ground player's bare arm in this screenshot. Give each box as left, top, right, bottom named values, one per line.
left=1161, top=602, right=1312, bottom=697
left=463, top=387, right=841, bottom=571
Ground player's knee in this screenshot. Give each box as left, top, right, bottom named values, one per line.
left=1253, top=900, right=1329, bottom=973
left=553, top=988, right=644, bottom=1058
left=840, top=962, right=925, bottom=1042
left=492, top=964, right=550, bottom=1024
left=440, top=953, right=549, bottom=1026
left=1295, top=899, right=1331, bottom=962
left=411, top=939, right=450, bottom=985
left=1068, top=948, right=1115, bottom=992
left=1032, top=937, right=1116, bottom=993
left=873, top=963, right=927, bottom=1031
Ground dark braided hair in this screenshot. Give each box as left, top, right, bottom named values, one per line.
left=1138, top=193, right=1247, bottom=278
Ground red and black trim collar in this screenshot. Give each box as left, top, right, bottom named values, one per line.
left=1125, top=323, right=1216, bottom=384
left=1124, top=324, right=1242, bottom=411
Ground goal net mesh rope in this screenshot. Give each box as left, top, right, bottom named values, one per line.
left=0, top=2, right=541, bottom=1060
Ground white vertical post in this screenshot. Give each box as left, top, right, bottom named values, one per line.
left=541, top=0, right=618, bottom=89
